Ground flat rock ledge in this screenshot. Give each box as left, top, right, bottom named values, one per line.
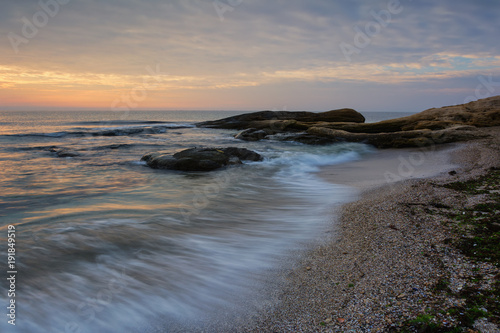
left=197, top=96, right=500, bottom=148
left=196, top=108, right=365, bottom=129
left=141, top=147, right=263, bottom=171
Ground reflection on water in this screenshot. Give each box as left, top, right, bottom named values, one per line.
left=0, top=111, right=372, bottom=332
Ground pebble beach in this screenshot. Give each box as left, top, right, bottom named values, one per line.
left=245, top=126, right=500, bottom=332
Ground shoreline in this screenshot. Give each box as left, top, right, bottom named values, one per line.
left=245, top=126, right=500, bottom=332
left=317, top=143, right=460, bottom=190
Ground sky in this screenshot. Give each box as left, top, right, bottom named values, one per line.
left=1, top=0, right=499, bottom=112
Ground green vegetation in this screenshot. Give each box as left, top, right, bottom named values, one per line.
left=432, top=277, right=451, bottom=292
left=406, top=314, right=440, bottom=331
left=443, top=167, right=500, bottom=194
left=445, top=168, right=500, bottom=266
left=396, top=167, right=500, bottom=332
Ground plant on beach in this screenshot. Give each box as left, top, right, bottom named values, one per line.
left=396, top=167, right=500, bottom=332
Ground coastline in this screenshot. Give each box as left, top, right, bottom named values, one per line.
left=246, top=126, right=500, bottom=332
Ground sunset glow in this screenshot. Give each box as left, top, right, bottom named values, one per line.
left=1, top=1, right=499, bottom=111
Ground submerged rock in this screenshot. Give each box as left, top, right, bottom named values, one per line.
left=48, top=147, right=80, bottom=157
left=141, top=147, right=263, bottom=171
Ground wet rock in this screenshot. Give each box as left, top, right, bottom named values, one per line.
left=48, top=147, right=80, bottom=157
left=235, top=129, right=337, bottom=145
left=98, top=128, right=144, bottom=136
left=234, top=129, right=269, bottom=141
left=141, top=147, right=263, bottom=171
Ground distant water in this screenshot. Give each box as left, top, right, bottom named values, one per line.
left=0, top=110, right=413, bottom=332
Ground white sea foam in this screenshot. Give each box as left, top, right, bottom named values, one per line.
left=0, top=111, right=378, bottom=333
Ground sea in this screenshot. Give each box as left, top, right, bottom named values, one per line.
left=0, top=110, right=414, bottom=332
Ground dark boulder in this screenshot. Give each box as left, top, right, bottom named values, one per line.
left=141, top=147, right=263, bottom=171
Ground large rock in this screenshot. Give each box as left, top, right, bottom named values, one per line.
left=211, top=96, right=500, bottom=148
left=141, top=147, right=263, bottom=171
left=307, top=125, right=484, bottom=148
left=196, top=108, right=365, bottom=129
left=309, top=95, right=500, bottom=134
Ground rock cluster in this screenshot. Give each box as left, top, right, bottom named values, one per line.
left=141, top=147, right=263, bottom=171
left=197, top=96, right=500, bottom=148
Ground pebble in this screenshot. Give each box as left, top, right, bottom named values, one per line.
left=245, top=128, right=500, bottom=333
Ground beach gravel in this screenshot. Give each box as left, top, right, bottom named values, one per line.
left=244, top=127, right=500, bottom=332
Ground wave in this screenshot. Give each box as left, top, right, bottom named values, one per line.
left=258, top=142, right=373, bottom=173
left=2, top=123, right=195, bottom=138
left=0, top=138, right=374, bottom=332
left=67, top=120, right=174, bottom=125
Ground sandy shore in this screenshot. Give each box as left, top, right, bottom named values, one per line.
left=244, top=126, right=500, bottom=332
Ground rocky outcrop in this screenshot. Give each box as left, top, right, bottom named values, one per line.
left=196, top=108, right=365, bottom=129
left=200, top=96, right=500, bottom=148
left=306, top=125, right=483, bottom=148
left=307, top=95, right=500, bottom=134
left=141, top=147, right=263, bottom=171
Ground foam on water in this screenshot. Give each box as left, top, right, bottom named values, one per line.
left=0, top=111, right=379, bottom=332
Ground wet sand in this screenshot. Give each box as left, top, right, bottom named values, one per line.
left=317, top=144, right=459, bottom=190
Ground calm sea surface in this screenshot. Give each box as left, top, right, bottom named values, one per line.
left=0, top=110, right=413, bottom=332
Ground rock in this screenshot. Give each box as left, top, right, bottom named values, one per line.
left=271, top=133, right=337, bottom=145
left=307, top=95, right=500, bottom=134
left=307, top=125, right=484, bottom=148
left=98, top=128, right=144, bottom=136
left=141, top=147, right=263, bottom=171
left=473, top=317, right=499, bottom=333
left=220, top=147, right=263, bottom=161
left=199, top=95, right=500, bottom=148
left=234, top=129, right=269, bottom=141
left=196, top=108, right=365, bottom=129
left=48, top=147, right=80, bottom=157
left=235, top=128, right=337, bottom=145
left=56, top=150, right=80, bottom=157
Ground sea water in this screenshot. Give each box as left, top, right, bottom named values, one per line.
left=0, top=110, right=412, bottom=332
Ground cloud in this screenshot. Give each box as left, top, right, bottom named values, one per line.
left=0, top=0, right=499, bottom=111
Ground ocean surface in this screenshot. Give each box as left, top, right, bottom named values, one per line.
left=0, top=110, right=413, bottom=332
